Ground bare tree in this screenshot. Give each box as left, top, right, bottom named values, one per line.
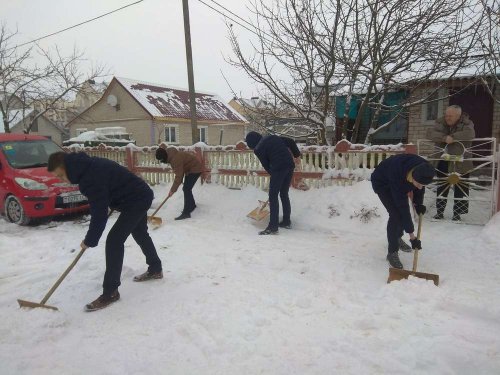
left=477, top=0, right=500, bottom=104
left=0, top=24, right=106, bottom=134
left=228, top=0, right=354, bottom=145
left=350, top=0, right=484, bottom=144
left=229, top=0, right=484, bottom=145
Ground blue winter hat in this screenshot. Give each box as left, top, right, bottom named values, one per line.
left=245, top=131, right=262, bottom=149
left=412, top=162, right=436, bottom=185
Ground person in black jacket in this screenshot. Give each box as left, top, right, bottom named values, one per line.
left=245, top=131, right=301, bottom=235
left=371, top=154, right=435, bottom=269
left=47, top=152, right=163, bottom=311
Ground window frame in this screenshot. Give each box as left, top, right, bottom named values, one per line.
left=198, top=126, right=208, bottom=144
left=164, top=125, right=178, bottom=144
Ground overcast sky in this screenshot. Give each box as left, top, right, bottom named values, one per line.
left=1, top=0, right=261, bottom=101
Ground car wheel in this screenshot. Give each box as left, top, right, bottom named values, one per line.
left=5, top=195, right=31, bottom=225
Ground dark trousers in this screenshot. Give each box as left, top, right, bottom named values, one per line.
left=268, top=167, right=294, bottom=231
left=436, top=161, right=469, bottom=215
left=103, top=206, right=162, bottom=295
left=377, top=189, right=404, bottom=254
left=182, top=173, right=201, bottom=214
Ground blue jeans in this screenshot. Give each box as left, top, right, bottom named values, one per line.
left=267, top=167, right=294, bottom=231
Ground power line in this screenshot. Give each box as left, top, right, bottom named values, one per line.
left=207, top=0, right=276, bottom=42
left=9, top=0, right=144, bottom=50
left=196, top=0, right=273, bottom=44
left=207, top=0, right=257, bottom=31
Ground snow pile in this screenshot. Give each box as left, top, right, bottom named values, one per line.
left=0, top=182, right=499, bottom=374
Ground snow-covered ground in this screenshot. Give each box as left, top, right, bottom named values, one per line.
left=1, top=181, right=499, bottom=374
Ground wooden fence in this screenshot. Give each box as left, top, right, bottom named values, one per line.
left=63, top=140, right=415, bottom=190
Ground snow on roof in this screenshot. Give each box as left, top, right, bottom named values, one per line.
left=115, top=77, right=246, bottom=123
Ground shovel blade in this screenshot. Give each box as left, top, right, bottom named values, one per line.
left=147, top=216, right=163, bottom=226
left=246, top=207, right=270, bottom=221
left=387, top=268, right=439, bottom=286
left=18, top=299, right=58, bottom=311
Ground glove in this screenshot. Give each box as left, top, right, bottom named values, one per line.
left=415, top=204, right=426, bottom=215
left=410, top=238, right=422, bottom=250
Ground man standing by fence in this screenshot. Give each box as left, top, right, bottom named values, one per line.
left=245, top=131, right=301, bottom=235
left=427, top=105, right=475, bottom=221
left=155, top=147, right=203, bottom=220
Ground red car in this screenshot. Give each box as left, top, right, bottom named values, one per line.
left=0, top=134, right=89, bottom=225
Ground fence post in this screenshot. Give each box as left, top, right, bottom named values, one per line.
left=125, top=147, right=136, bottom=173
left=194, top=146, right=208, bottom=184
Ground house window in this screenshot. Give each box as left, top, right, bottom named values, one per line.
left=424, top=91, right=439, bottom=121
left=76, top=128, right=87, bottom=136
left=199, top=126, right=208, bottom=143
left=164, top=126, right=177, bottom=143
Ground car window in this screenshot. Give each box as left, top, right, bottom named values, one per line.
left=0, top=140, right=62, bottom=169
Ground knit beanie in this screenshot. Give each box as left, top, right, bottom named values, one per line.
left=245, top=131, right=263, bottom=149
left=412, top=162, right=436, bottom=185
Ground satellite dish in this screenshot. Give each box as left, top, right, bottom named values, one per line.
left=107, top=94, right=118, bottom=107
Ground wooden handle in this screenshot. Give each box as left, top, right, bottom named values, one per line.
left=412, top=214, right=423, bottom=273
left=150, top=195, right=170, bottom=217
left=40, top=247, right=86, bottom=305
left=259, top=200, right=269, bottom=212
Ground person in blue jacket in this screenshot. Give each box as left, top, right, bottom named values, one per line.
left=47, top=152, right=163, bottom=311
left=245, top=131, right=301, bottom=235
left=371, top=154, right=435, bottom=269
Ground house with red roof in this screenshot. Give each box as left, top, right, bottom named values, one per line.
left=66, top=77, right=247, bottom=146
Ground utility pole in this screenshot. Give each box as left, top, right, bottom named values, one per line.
left=182, top=0, right=199, bottom=144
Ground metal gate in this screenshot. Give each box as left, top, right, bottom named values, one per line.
left=417, top=138, right=497, bottom=225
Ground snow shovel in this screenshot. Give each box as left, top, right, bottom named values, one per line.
left=18, top=247, right=87, bottom=311
left=18, top=210, right=114, bottom=311
left=387, top=214, right=439, bottom=286
left=147, top=195, right=170, bottom=227
left=247, top=199, right=270, bottom=221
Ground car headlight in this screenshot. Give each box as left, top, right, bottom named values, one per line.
left=14, top=178, right=48, bottom=190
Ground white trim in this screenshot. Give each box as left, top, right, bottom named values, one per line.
left=198, top=125, right=208, bottom=143
left=164, top=124, right=179, bottom=144
left=421, top=89, right=444, bottom=125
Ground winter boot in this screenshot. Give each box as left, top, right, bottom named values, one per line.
left=278, top=221, right=291, bottom=229
left=133, top=270, right=163, bottom=282
left=452, top=213, right=461, bottom=221
left=175, top=212, right=191, bottom=220
left=433, top=212, right=444, bottom=220
left=386, top=252, right=403, bottom=269
left=398, top=238, right=412, bottom=252
left=259, top=228, right=278, bottom=235
left=84, top=290, right=120, bottom=312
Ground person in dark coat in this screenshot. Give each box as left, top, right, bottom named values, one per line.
left=245, top=131, right=301, bottom=235
left=47, top=152, right=163, bottom=311
left=371, top=154, right=435, bottom=269
left=155, top=147, right=203, bottom=220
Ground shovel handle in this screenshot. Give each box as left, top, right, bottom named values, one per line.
left=39, top=209, right=115, bottom=305
left=150, top=195, right=170, bottom=218
left=259, top=200, right=269, bottom=212
left=40, top=247, right=86, bottom=305
left=412, top=214, right=423, bottom=273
